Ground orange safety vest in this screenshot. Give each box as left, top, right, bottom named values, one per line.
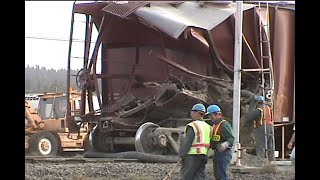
left=255, top=105, right=273, bottom=127
left=212, top=120, right=226, bottom=142
left=211, top=119, right=227, bottom=149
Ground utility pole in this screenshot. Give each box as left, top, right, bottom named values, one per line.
left=232, top=1, right=243, bottom=167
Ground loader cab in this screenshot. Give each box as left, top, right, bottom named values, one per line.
left=38, top=95, right=67, bottom=120
left=37, top=93, right=67, bottom=131
left=37, top=92, right=84, bottom=132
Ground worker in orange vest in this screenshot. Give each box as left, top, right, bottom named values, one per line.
left=207, top=104, right=234, bottom=180
left=246, top=95, right=274, bottom=162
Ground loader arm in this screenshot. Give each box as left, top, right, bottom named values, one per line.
left=25, top=101, right=44, bottom=130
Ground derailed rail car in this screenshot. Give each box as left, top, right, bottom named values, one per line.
left=66, top=1, right=295, bottom=157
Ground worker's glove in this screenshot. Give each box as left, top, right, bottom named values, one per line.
left=217, top=141, right=229, bottom=152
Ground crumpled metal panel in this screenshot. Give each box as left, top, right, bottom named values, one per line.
left=198, top=7, right=263, bottom=78
left=134, top=2, right=255, bottom=38
left=168, top=1, right=184, bottom=5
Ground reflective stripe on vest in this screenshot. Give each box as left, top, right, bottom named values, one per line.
left=212, top=120, right=226, bottom=142
left=186, top=120, right=212, bottom=155
left=256, top=105, right=273, bottom=127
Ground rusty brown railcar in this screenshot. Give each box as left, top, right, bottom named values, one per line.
left=66, top=1, right=294, bottom=159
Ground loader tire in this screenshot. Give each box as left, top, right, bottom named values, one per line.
left=29, top=131, right=58, bottom=156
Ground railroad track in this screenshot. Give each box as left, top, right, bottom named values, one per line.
left=25, top=156, right=142, bottom=164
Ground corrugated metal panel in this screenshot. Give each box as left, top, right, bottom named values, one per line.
left=134, top=2, right=255, bottom=39
left=74, top=2, right=108, bottom=15
left=102, top=1, right=150, bottom=18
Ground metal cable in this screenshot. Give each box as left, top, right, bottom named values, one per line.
left=25, top=36, right=96, bottom=43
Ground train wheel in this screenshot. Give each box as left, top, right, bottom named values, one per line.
left=135, top=122, right=166, bottom=155
left=90, top=126, right=112, bottom=152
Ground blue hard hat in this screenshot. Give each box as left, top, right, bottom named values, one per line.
left=191, top=103, right=206, bottom=113
left=206, top=105, right=221, bottom=115
left=256, top=95, right=265, bottom=102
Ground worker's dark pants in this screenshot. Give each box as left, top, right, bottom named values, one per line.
left=179, top=154, right=208, bottom=180
left=213, top=149, right=232, bottom=180
left=255, top=124, right=274, bottom=160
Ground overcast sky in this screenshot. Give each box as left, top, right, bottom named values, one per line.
left=25, top=1, right=294, bottom=70
left=26, top=1, right=73, bottom=70
left=25, top=1, right=99, bottom=70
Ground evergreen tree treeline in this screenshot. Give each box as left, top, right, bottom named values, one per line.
left=25, top=65, right=80, bottom=93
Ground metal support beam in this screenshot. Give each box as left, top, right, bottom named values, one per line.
left=282, top=125, right=285, bottom=159
left=67, top=1, right=76, bottom=118
left=232, top=1, right=243, bottom=167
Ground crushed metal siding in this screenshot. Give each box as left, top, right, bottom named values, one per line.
left=134, top=2, right=255, bottom=39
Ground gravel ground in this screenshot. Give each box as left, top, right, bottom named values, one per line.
left=25, top=160, right=295, bottom=180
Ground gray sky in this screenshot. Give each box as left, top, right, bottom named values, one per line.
left=26, top=1, right=74, bottom=70
left=25, top=1, right=294, bottom=70
left=25, top=1, right=99, bottom=70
